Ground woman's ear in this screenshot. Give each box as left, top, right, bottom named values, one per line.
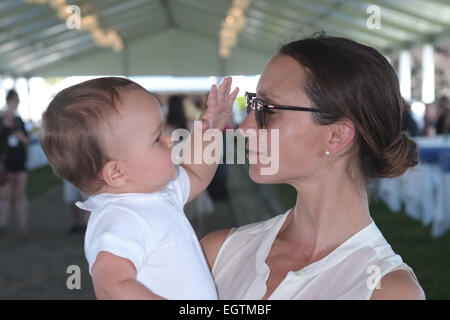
left=327, top=118, right=355, bottom=156
left=101, top=160, right=127, bottom=189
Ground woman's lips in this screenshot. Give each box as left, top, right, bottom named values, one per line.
left=246, top=149, right=264, bottom=159
left=246, top=143, right=261, bottom=155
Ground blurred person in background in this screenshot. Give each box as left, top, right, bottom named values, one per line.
left=436, top=96, right=450, bottom=135
left=0, top=89, right=29, bottom=237
left=423, top=103, right=437, bottom=136
left=401, top=99, right=419, bottom=137
left=166, top=95, right=188, bottom=132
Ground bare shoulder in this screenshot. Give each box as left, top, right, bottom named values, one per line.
left=370, top=269, right=425, bottom=300
left=200, top=229, right=231, bottom=271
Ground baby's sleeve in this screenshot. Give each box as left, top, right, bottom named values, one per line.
left=168, top=165, right=191, bottom=209
left=85, top=206, right=152, bottom=275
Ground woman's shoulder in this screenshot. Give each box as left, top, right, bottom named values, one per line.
left=339, top=221, right=425, bottom=299
left=200, top=228, right=231, bottom=270
left=370, top=269, right=425, bottom=300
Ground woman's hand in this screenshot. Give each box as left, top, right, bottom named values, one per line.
left=200, top=77, right=239, bottom=132
left=14, top=130, right=29, bottom=145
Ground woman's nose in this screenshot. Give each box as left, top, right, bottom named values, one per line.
left=239, top=111, right=258, bottom=136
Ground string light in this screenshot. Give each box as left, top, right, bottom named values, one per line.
left=219, top=0, right=251, bottom=58
left=24, top=0, right=123, bottom=52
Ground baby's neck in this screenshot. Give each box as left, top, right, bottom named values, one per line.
left=95, top=184, right=165, bottom=195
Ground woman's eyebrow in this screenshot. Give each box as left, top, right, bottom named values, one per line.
left=258, top=91, right=278, bottom=102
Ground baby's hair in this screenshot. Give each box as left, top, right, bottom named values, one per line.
left=40, top=77, right=147, bottom=194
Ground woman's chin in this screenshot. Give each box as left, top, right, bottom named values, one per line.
left=248, top=164, right=278, bottom=184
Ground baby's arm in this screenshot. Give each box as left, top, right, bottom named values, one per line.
left=181, top=77, right=239, bottom=203
left=91, top=251, right=165, bottom=300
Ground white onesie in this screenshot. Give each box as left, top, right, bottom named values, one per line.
left=76, top=165, right=218, bottom=299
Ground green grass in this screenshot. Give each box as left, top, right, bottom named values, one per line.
left=274, top=183, right=450, bottom=300
left=27, top=165, right=62, bottom=201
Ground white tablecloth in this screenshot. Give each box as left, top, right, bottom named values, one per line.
left=26, top=136, right=49, bottom=170
left=376, top=135, right=450, bottom=238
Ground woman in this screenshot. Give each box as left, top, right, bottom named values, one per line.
left=0, top=89, right=29, bottom=237
left=201, top=36, right=425, bottom=300
left=436, top=96, right=450, bottom=135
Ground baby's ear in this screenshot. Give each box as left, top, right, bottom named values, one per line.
left=101, top=160, right=126, bottom=188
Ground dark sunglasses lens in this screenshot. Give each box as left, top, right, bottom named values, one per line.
left=246, top=96, right=265, bottom=128
left=245, top=96, right=251, bottom=114
left=256, top=109, right=265, bottom=128
left=253, top=100, right=265, bottom=129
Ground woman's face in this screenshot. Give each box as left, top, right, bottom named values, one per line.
left=7, top=96, right=19, bottom=110
left=239, top=54, right=330, bottom=185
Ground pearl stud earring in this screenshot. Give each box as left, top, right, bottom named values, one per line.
left=325, top=150, right=330, bottom=156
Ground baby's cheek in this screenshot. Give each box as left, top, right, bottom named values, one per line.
left=165, top=148, right=177, bottom=165
left=161, top=149, right=175, bottom=170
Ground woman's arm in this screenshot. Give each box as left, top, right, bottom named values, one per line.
left=200, top=229, right=230, bottom=270
left=14, top=130, right=29, bottom=146
left=370, top=269, right=425, bottom=300
left=91, top=251, right=165, bottom=300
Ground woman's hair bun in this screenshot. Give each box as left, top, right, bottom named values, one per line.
left=376, top=132, right=418, bottom=178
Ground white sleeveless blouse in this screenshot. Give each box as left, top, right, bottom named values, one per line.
left=212, top=210, right=419, bottom=300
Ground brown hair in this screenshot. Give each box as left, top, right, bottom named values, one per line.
left=6, top=89, right=19, bottom=102
left=40, top=77, right=145, bottom=194
left=278, top=35, right=418, bottom=185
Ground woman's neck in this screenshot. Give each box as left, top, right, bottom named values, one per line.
left=5, top=107, right=15, bottom=116
left=280, top=167, right=372, bottom=264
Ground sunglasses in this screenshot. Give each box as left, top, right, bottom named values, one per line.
left=245, top=92, right=322, bottom=129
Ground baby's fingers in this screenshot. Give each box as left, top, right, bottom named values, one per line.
left=229, top=87, right=239, bottom=101
left=226, top=76, right=232, bottom=95
left=218, top=78, right=227, bottom=95
left=207, top=84, right=218, bottom=106
left=218, top=77, right=231, bottom=100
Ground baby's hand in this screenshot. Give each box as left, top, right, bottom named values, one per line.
left=200, top=77, right=239, bottom=131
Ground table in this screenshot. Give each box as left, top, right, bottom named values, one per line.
left=376, top=135, right=450, bottom=238
left=26, top=136, right=49, bottom=170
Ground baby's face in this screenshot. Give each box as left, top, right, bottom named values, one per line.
left=109, top=89, right=176, bottom=193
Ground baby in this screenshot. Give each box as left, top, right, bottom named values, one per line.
left=40, top=76, right=238, bottom=299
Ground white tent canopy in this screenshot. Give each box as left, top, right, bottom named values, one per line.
left=0, top=0, right=449, bottom=77
left=34, top=28, right=272, bottom=77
